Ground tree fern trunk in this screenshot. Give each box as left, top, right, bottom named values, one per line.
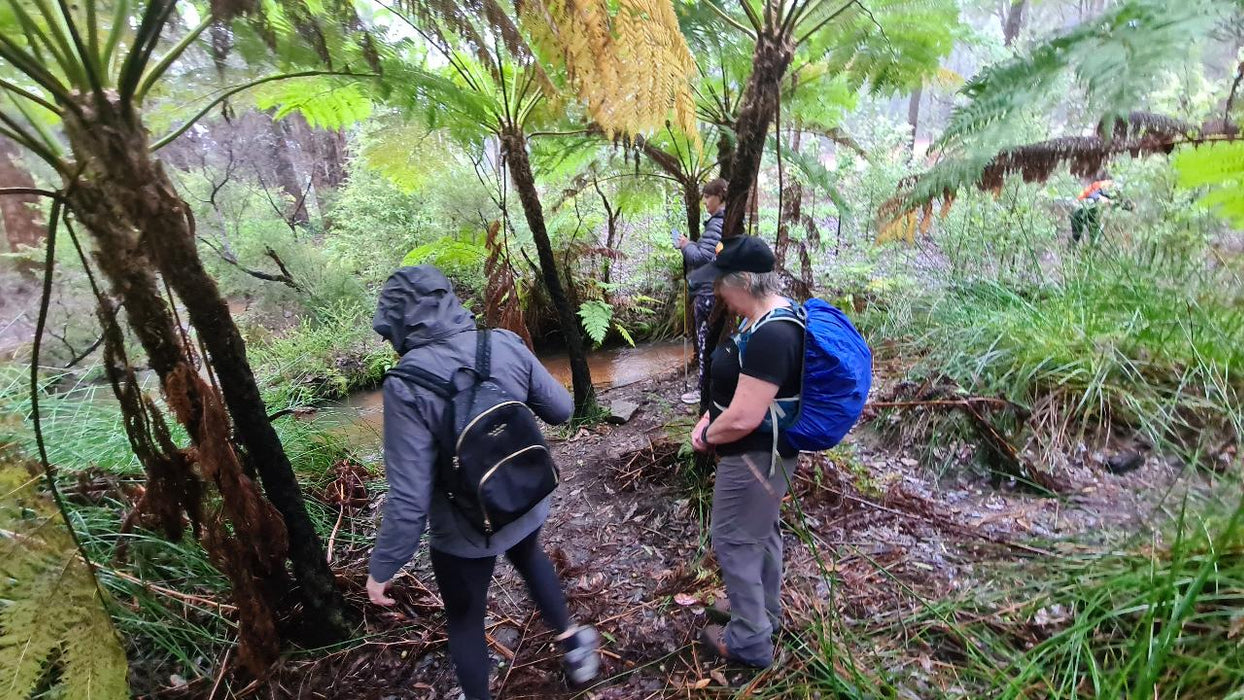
left=716, top=130, right=736, bottom=183
left=502, top=127, right=596, bottom=417
left=704, top=29, right=793, bottom=413
left=61, top=98, right=350, bottom=653
left=721, top=32, right=793, bottom=241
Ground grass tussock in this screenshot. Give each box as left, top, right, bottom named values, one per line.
left=865, top=238, right=1242, bottom=461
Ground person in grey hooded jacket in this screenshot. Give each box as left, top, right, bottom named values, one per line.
left=365, top=266, right=599, bottom=700
left=678, top=177, right=727, bottom=405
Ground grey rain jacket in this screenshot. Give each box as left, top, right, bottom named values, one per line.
left=684, top=209, right=724, bottom=297
left=368, top=266, right=573, bottom=582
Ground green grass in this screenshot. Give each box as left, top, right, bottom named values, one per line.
left=0, top=362, right=371, bottom=689
left=864, top=240, right=1243, bottom=460
left=247, top=300, right=395, bottom=410
left=892, top=492, right=1244, bottom=699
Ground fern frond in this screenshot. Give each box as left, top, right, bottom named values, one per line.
left=0, top=453, right=128, bottom=700
left=939, top=0, right=1228, bottom=151
left=1173, top=140, right=1244, bottom=226
left=577, top=299, right=613, bottom=346
left=253, top=75, right=373, bottom=128
left=519, top=0, right=699, bottom=144
left=800, top=0, right=959, bottom=94
left=483, top=220, right=533, bottom=347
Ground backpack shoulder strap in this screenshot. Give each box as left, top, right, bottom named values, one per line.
left=475, top=329, right=491, bottom=381
left=386, top=365, right=455, bottom=399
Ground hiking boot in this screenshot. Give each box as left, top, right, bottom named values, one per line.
left=561, top=625, right=601, bottom=686
left=698, top=624, right=770, bottom=668
left=705, top=598, right=783, bottom=637
left=680, top=391, right=701, bottom=405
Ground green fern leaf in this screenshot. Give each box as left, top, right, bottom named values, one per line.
left=577, top=300, right=613, bottom=346
left=1173, top=141, right=1244, bottom=227
left=613, top=322, right=635, bottom=348
left=254, top=76, right=373, bottom=129
left=0, top=454, right=129, bottom=700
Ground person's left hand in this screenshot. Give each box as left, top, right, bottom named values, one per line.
left=691, top=413, right=711, bottom=453
left=677, top=235, right=690, bottom=249
left=367, top=574, right=396, bottom=606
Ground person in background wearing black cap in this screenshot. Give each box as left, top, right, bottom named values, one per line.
left=689, top=236, right=803, bottom=668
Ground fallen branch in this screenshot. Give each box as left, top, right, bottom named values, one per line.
left=199, top=237, right=303, bottom=291
left=867, top=391, right=1063, bottom=494
left=105, top=568, right=239, bottom=615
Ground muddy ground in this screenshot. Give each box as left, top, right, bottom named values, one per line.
left=154, top=366, right=1192, bottom=700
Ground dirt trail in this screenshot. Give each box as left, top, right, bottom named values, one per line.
left=251, top=369, right=1187, bottom=700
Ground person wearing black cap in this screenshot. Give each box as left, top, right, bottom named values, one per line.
left=689, top=236, right=803, bottom=668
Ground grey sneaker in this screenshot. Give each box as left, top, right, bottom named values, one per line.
left=562, top=625, right=601, bottom=686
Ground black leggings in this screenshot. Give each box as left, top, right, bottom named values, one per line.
left=430, top=528, right=571, bottom=700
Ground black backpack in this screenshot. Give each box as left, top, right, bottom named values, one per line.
left=386, top=330, right=559, bottom=542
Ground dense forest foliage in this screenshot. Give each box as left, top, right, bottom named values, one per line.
left=0, top=0, right=1241, bottom=697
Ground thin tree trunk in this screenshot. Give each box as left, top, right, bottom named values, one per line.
left=594, top=179, right=621, bottom=291
left=908, top=87, right=923, bottom=153
left=305, top=125, right=347, bottom=228
left=62, top=99, right=349, bottom=650
left=683, top=179, right=702, bottom=241
left=501, top=127, right=596, bottom=416
left=267, top=116, right=310, bottom=226
left=0, top=138, right=45, bottom=256
left=776, top=130, right=803, bottom=269
left=1002, top=0, right=1027, bottom=46
left=637, top=138, right=701, bottom=239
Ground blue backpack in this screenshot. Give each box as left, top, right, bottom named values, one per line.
left=734, top=298, right=872, bottom=453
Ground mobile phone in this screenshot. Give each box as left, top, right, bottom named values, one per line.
left=671, top=228, right=682, bottom=247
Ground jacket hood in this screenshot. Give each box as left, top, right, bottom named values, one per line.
left=373, top=265, right=475, bottom=355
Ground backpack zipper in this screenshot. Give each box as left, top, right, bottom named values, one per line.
left=476, top=444, right=550, bottom=533
left=455, top=400, right=528, bottom=455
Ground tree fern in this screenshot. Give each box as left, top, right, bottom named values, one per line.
left=940, top=0, right=1229, bottom=152
left=1173, top=140, right=1244, bottom=227
left=0, top=454, right=128, bottom=700
left=577, top=300, right=613, bottom=346
left=777, top=137, right=854, bottom=231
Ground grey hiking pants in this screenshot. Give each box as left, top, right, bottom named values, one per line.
left=711, top=451, right=797, bottom=666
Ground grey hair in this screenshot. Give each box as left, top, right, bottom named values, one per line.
left=718, top=270, right=784, bottom=297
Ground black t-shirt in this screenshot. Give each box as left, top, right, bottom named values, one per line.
left=708, top=315, right=804, bottom=457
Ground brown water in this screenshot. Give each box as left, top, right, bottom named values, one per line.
left=327, top=341, right=690, bottom=439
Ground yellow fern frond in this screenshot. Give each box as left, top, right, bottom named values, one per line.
left=0, top=453, right=129, bottom=700
left=520, top=0, right=698, bottom=146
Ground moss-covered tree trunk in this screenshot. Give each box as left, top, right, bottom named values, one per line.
left=501, top=127, right=596, bottom=416
left=60, top=97, right=349, bottom=656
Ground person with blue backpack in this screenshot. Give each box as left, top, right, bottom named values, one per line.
left=689, top=236, right=871, bottom=668
left=364, top=266, right=600, bottom=700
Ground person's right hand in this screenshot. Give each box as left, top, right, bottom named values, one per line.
left=677, top=235, right=690, bottom=249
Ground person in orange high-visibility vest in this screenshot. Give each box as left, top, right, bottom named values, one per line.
left=1071, top=173, right=1115, bottom=244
